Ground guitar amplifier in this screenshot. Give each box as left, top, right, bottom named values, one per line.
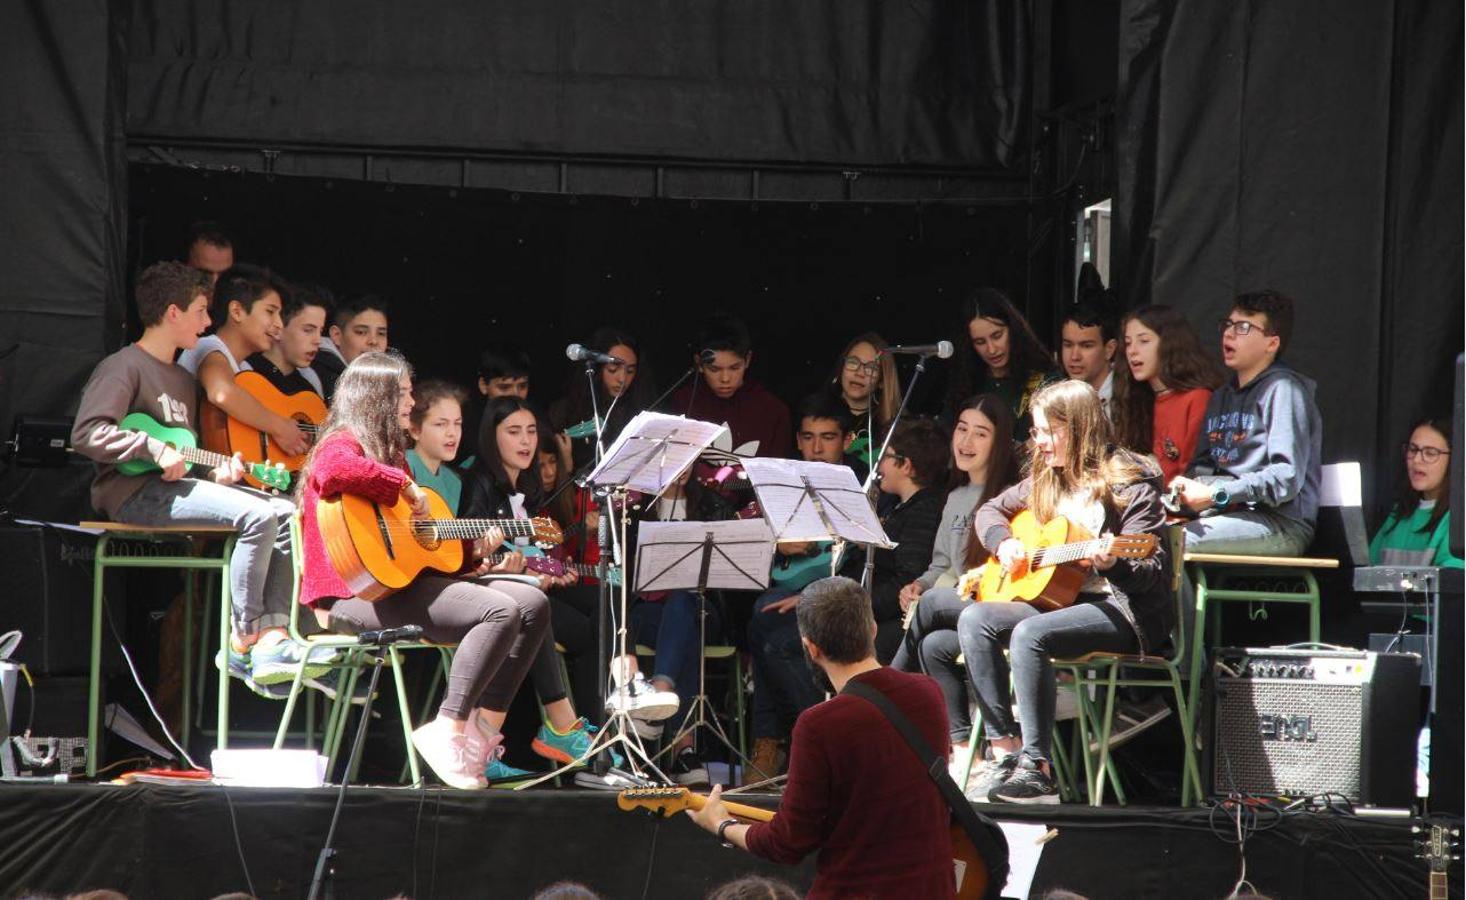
left=1209, top=647, right=1420, bottom=807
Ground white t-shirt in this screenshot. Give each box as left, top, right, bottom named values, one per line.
left=1098, top=369, right=1115, bottom=418
left=1055, top=491, right=1112, bottom=595
left=176, top=335, right=250, bottom=376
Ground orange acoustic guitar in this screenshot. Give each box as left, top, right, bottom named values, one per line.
left=318, top=487, right=564, bottom=601
left=617, top=786, right=992, bottom=900
left=200, top=371, right=327, bottom=489
left=955, top=510, right=1157, bottom=611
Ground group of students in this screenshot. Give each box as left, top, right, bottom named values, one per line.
left=70, top=222, right=1457, bottom=800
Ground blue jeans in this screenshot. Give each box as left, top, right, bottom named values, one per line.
left=630, top=591, right=724, bottom=736
left=746, top=587, right=825, bottom=740
left=1183, top=508, right=1314, bottom=555
left=892, top=586, right=971, bottom=741
left=956, top=598, right=1135, bottom=763
left=117, top=478, right=295, bottom=637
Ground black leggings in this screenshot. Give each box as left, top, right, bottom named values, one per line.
left=890, top=586, right=972, bottom=741
left=326, top=575, right=550, bottom=720
left=524, top=584, right=605, bottom=725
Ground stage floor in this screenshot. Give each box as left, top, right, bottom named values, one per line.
left=0, top=782, right=1451, bottom=899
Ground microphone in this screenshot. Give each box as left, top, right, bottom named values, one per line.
left=884, top=341, right=954, bottom=359
left=566, top=344, right=623, bottom=365
left=358, top=625, right=425, bottom=646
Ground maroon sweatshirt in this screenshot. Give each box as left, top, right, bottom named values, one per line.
left=670, top=378, right=793, bottom=458
left=745, top=667, right=955, bottom=899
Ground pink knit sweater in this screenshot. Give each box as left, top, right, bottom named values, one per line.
left=300, top=431, right=410, bottom=607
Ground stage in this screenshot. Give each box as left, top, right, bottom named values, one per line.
left=0, top=782, right=1450, bottom=899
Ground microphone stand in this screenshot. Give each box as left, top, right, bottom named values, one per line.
left=856, top=351, right=934, bottom=590
left=307, top=626, right=423, bottom=900
left=646, top=365, right=697, bottom=414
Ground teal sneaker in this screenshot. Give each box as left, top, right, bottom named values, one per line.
left=531, top=717, right=624, bottom=769
left=214, top=648, right=289, bottom=700
left=484, top=753, right=536, bottom=786
left=249, top=640, right=334, bottom=685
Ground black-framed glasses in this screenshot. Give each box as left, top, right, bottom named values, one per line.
left=879, top=452, right=907, bottom=466
left=841, top=356, right=881, bottom=377
left=1403, top=443, right=1450, bottom=463
left=1218, top=318, right=1271, bottom=337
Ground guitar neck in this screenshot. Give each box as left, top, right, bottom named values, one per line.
left=178, top=445, right=233, bottom=471
left=1431, top=873, right=1446, bottom=900
left=421, top=518, right=542, bottom=540
left=1030, top=536, right=1110, bottom=568
left=683, top=791, right=775, bottom=823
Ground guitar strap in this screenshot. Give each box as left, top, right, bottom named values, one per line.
left=842, top=678, right=1010, bottom=899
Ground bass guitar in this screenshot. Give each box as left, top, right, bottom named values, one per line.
left=956, top=510, right=1157, bottom=611
left=318, top=487, right=564, bottom=601
left=201, top=371, right=327, bottom=489
left=115, top=413, right=293, bottom=492
left=616, top=786, right=992, bottom=900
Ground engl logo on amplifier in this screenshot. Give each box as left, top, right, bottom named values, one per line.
left=1258, top=713, right=1317, bottom=742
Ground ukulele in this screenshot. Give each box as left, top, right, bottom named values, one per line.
left=200, top=371, right=327, bottom=488
left=317, top=487, right=564, bottom=601
left=482, top=552, right=622, bottom=587
left=617, top=786, right=992, bottom=900
left=955, top=509, right=1157, bottom=611
left=114, top=413, right=293, bottom=492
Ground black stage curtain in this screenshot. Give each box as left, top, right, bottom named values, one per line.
left=1113, top=0, right=1464, bottom=517
left=127, top=0, right=1030, bottom=170
left=0, top=2, right=130, bottom=521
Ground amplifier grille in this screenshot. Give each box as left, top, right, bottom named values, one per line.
left=1212, top=679, right=1363, bottom=800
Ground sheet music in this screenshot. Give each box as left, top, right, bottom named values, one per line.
left=586, top=411, right=728, bottom=496
left=740, top=457, right=893, bottom=548
left=634, top=518, right=775, bottom=592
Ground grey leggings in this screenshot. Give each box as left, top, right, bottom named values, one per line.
left=891, top=587, right=972, bottom=741
left=325, top=575, right=550, bottom=720
left=956, top=597, right=1136, bottom=762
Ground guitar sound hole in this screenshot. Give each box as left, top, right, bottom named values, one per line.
left=413, top=526, right=442, bottom=551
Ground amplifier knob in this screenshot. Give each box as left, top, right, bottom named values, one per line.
left=1286, top=665, right=1299, bottom=678
left=1301, top=666, right=1314, bottom=678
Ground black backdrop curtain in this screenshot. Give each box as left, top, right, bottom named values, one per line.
left=126, top=0, right=1030, bottom=170
left=0, top=1, right=129, bottom=520
left=1113, top=0, right=1464, bottom=517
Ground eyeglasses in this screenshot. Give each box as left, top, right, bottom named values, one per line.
left=841, top=356, right=881, bottom=377
left=1029, top=426, right=1063, bottom=441
left=879, top=452, right=907, bottom=466
left=1218, top=318, right=1272, bottom=337
left=1403, top=443, right=1450, bottom=463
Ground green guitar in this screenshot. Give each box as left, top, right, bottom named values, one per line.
left=114, top=412, right=293, bottom=492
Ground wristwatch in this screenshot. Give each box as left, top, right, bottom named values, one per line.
left=716, top=818, right=741, bottom=847
left=1210, top=484, right=1232, bottom=509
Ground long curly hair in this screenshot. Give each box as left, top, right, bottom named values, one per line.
left=297, top=352, right=413, bottom=493
left=1112, top=305, right=1225, bottom=453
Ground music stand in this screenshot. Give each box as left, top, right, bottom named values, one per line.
left=515, top=413, right=728, bottom=789
left=635, top=519, right=774, bottom=771
left=740, top=457, right=894, bottom=564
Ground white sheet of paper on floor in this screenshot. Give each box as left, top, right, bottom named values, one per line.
left=997, top=821, right=1050, bottom=899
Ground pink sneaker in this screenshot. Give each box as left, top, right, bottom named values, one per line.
left=465, top=710, right=506, bottom=768
left=411, top=718, right=487, bottom=790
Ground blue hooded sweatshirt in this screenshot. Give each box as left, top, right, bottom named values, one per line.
left=1186, top=361, right=1322, bottom=528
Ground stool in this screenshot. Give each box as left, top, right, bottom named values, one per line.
left=1182, top=552, right=1338, bottom=759
left=80, top=521, right=237, bottom=777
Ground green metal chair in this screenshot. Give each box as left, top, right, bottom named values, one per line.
left=81, top=520, right=237, bottom=777
left=634, top=643, right=748, bottom=760
left=1058, top=524, right=1205, bottom=806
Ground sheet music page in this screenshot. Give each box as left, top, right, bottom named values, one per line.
left=741, top=457, right=893, bottom=547
left=586, top=411, right=728, bottom=495
left=634, top=518, right=775, bottom=592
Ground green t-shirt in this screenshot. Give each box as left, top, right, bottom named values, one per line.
left=1369, top=501, right=1463, bottom=569
left=406, top=448, right=463, bottom=515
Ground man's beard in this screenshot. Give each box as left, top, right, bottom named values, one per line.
left=802, top=641, right=835, bottom=695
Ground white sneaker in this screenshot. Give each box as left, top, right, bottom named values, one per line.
left=1011, top=686, right=1083, bottom=723
left=604, top=673, right=680, bottom=722
left=411, top=719, right=487, bottom=790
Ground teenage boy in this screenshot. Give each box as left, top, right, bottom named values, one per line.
left=746, top=393, right=862, bottom=780
left=312, top=293, right=389, bottom=400
left=671, top=315, right=792, bottom=458
left=1169, top=289, right=1322, bottom=555
left=1060, top=302, right=1119, bottom=417
left=176, top=265, right=310, bottom=458
left=71, top=262, right=325, bottom=694
left=455, top=342, right=534, bottom=467
left=185, top=221, right=234, bottom=287
left=246, top=285, right=328, bottom=397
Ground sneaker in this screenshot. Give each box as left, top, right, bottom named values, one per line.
left=305, top=669, right=374, bottom=705
left=532, top=718, right=625, bottom=769
left=465, top=711, right=506, bottom=770
left=484, top=752, right=536, bottom=786
left=990, top=756, right=1060, bottom=805
left=573, top=768, right=645, bottom=791
left=1089, top=696, right=1171, bottom=754
left=249, top=640, right=334, bottom=685
left=411, top=719, right=487, bottom=790
left=215, top=648, right=289, bottom=700
left=604, top=674, right=680, bottom=722
left=669, top=746, right=710, bottom=787
left=965, top=752, right=1018, bottom=802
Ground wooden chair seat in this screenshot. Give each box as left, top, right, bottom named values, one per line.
left=1182, top=551, right=1338, bottom=568
left=79, top=520, right=238, bottom=535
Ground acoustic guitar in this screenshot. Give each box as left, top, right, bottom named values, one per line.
left=115, top=412, right=293, bottom=492
left=318, top=487, right=564, bottom=600
left=617, top=786, right=992, bottom=900
left=201, top=371, right=327, bottom=489
left=955, top=510, right=1157, bottom=611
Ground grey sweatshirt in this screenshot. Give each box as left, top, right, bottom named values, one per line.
left=1186, top=361, right=1322, bottom=527
left=915, top=482, right=986, bottom=589
left=71, top=344, right=200, bottom=517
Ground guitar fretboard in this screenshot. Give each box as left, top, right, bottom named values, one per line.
left=414, top=518, right=543, bottom=541
left=178, top=446, right=234, bottom=471
left=1430, top=872, right=1446, bottom=900
left=1029, top=537, right=1111, bottom=568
